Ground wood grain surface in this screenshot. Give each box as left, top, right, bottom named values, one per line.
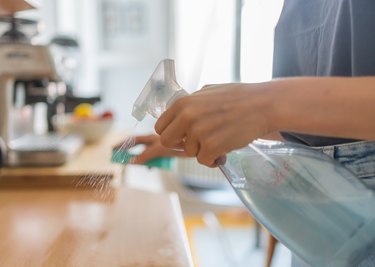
left=0, top=187, right=193, bottom=267
left=0, top=132, right=126, bottom=188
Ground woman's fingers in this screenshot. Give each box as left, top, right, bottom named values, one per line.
left=196, top=138, right=224, bottom=167
left=157, top=100, right=200, bottom=148
left=113, top=134, right=158, bottom=150
left=153, top=83, right=269, bottom=167
left=131, top=148, right=159, bottom=164
left=183, top=137, right=200, bottom=157
left=133, top=134, right=159, bottom=145
left=158, top=118, right=188, bottom=148
left=195, top=121, right=249, bottom=167
left=155, top=103, right=178, bottom=135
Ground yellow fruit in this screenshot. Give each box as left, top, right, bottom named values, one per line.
left=73, top=103, right=94, bottom=118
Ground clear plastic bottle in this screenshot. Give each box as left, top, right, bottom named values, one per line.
left=132, top=59, right=375, bottom=267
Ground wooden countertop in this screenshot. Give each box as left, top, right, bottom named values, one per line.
left=0, top=187, right=193, bottom=267
left=0, top=132, right=193, bottom=266
left=0, top=132, right=126, bottom=188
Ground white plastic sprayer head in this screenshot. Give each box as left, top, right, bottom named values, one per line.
left=132, top=59, right=187, bottom=121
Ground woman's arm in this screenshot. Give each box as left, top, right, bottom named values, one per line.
left=155, top=77, right=375, bottom=166
left=270, top=76, right=375, bottom=140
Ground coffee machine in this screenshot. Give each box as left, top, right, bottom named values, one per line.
left=0, top=16, right=83, bottom=167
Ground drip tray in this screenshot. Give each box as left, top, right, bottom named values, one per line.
left=7, top=133, right=83, bottom=167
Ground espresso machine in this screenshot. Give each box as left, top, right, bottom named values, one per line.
left=0, top=16, right=83, bottom=167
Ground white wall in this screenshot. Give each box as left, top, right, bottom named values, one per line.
left=174, top=0, right=236, bottom=92
left=240, top=0, right=284, bottom=82
left=96, top=0, right=172, bottom=133
left=48, top=0, right=173, bottom=133
left=33, top=0, right=284, bottom=134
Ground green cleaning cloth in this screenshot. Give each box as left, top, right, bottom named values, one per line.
left=111, top=149, right=174, bottom=170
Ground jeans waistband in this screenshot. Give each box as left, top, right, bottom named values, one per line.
left=313, top=141, right=375, bottom=158
left=311, top=141, right=375, bottom=182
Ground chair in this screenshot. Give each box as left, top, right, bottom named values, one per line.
left=166, top=158, right=262, bottom=245
left=266, top=234, right=278, bottom=267
left=173, top=158, right=280, bottom=267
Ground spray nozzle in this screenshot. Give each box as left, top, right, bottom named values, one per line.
left=132, top=59, right=188, bottom=121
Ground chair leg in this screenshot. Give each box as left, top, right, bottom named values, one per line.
left=265, top=234, right=278, bottom=267
left=254, top=221, right=261, bottom=249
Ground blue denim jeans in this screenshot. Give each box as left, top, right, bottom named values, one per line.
left=291, top=141, right=375, bottom=267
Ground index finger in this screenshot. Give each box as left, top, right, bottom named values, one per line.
left=155, top=107, right=176, bottom=135
left=130, top=148, right=159, bottom=164
left=113, top=134, right=154, bottom=150
left=133, top=134, right=158, bottom=145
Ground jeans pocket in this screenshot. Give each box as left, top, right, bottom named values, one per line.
left=333, top=142, right=375, bottom=190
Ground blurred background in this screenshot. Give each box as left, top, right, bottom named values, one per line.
left=0, top=1, right=293, bottom=266
left=17, top=0, right=283, bottom=134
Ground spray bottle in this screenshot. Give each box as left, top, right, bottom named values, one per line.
left=132, top=59, right=375, bottom=267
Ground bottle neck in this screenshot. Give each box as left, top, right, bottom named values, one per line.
left=166, top=89, right=189, bottom=109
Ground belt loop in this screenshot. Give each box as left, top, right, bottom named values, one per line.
left=322, top=146, right=335, bottom=158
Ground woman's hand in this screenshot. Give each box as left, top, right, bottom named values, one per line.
left=113, top=134, right=187, bottom=164
left=155, top=83, right=274, bottom=167
left=155, top=77, right=375, bottom=168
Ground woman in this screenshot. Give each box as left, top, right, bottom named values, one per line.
left=124, top=0, right=375, bottom=265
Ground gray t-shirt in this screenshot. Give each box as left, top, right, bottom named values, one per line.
left=273, top=0, right=375, bottom=146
